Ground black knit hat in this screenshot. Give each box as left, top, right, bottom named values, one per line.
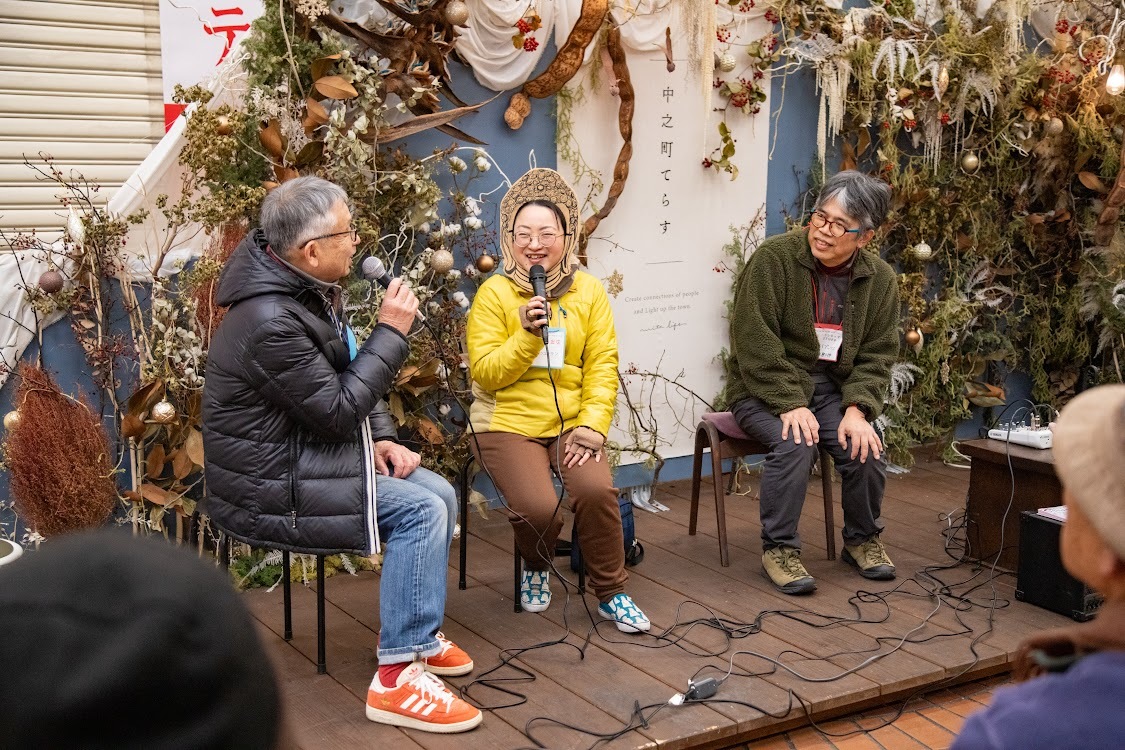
left=0, top=528, right=281, bottom=749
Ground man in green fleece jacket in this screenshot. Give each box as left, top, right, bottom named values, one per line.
left=725, top=171, right=900, bottom=594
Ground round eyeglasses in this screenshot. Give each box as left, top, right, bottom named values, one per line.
left=809, top=211, right=861, bottom=238
left=302, top=226, right=358, bottom=245
left=512, top=231, right=561, bottom=248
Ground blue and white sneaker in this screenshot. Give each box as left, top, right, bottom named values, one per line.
left=598, top=593, right=650, bottom=633
left=519, top=567, right=551, bottom=613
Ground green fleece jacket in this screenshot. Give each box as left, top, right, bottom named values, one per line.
left=724, top=228, right=899, bottom=419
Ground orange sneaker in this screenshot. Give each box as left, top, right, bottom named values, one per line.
left=423, top=632, right=474, bottom=677
left=366, top=663, right=482, bottom=733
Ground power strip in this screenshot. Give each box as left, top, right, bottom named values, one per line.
left=987, top=427, right=1053, bottom=449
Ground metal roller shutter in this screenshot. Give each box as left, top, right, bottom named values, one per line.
left=0, top=0, right=163, bottom=240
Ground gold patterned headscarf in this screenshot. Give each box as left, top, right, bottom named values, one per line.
left=499, top=168, right=581, bottom=297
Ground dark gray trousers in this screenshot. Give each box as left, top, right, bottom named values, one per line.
left=731, top=377, right=885, bottom=551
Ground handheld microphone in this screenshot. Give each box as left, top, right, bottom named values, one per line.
left=528, top=264, right=549, bottom=342
left=361, top=256, right=426, bottom=322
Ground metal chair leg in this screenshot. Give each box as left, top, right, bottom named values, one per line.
left=316, top=554, right=326, bottom=674
left=513, top=539, right=522, bottom=613
left=458, top=459, right=471, bottom=590
left=282, top=550, right=292, bottom=641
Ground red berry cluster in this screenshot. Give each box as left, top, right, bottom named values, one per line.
left=716, top=27, right=732, bottom=43
left=702, top=157, right=713, bottom=168
left=1056, top=19, right=1070, bottom=34
left=523, top=37, right=539, bottom=52
left=904, top=118, right=917, bottom=130
left=516, top=18, right=532, bottom=34
left=940, top=112, right=951, bottom=125
left=1049, top=67, right=1076, bottom=84
left=764, top=9, right=779, bottom=24
left=739, top=1, right=756, bottom=12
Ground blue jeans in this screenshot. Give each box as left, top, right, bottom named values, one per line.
left=374, top=466, right=457, bottom=664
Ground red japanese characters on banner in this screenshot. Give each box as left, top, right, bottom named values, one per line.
left=159, top=1, right=265, bottom=130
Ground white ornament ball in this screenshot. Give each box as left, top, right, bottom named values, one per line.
left=3, top=410, right=20, bottom=431
left=151, top=400, right=177, bottom=424
left=717, top=52, right=737, bottom=73
left=430, top=248, right=455, bottom=274
left=912, top=242, right=933, bottom=261
left=445, top=0, right=469, bottom=26
left=1045, top=116, right=1064, bottom=136
left=960, top=151, right=980, bottom=174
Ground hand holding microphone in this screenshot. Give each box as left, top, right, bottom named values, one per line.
left=361, top=256, right=422, bottom=333
left=526, top=264, right=550, bottom=342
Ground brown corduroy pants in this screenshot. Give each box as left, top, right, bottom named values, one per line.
left=470, top=429, right=627, bottom=602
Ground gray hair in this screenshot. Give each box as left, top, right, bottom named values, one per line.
left=260, top=176, right=350, bottom=258
left=814, top=171, right=892, bottom=232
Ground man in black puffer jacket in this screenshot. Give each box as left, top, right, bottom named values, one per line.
left=203, top=176, right=481, bottom=733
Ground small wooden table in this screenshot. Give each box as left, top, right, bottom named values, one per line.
left=961, top=438, right=1062, bottom=571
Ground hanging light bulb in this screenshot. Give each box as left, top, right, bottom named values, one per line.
left=1107, top=63, right=1125, bottom=96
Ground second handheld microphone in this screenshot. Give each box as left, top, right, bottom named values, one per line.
left=361, top=256, right=426, bottom=322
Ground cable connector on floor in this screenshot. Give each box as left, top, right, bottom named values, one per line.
left=685, top=678, right=719, bottom=701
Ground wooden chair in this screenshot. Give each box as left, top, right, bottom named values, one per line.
left=690, top=411, right=836, bottom=567
left=457, top=459, right=584, bottom=612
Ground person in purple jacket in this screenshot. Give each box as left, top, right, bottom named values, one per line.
left=952, top=384, right=1125, bottom=750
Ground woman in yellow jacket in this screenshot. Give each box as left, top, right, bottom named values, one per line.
left=466, top=169, right=649, bottom=633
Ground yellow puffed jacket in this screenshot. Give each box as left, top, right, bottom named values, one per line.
left=466, top=270, right=618, bottom=438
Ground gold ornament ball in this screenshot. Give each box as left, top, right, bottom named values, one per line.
left=38, top=269, right=64, bottom=293
left=215, top=115, right=233, bottom=136
left=904, top=329, right=922, bottom=346
left=1044, top=116, right=1064, bottom=136
left=151, top=400, right=177, bottom=424
left=912, top=242, right=933, bottom=261
left=444, top=0, right=470, bottom=26
left=430, top=248, right=455, bottom=274
left=960, top=151, right=980, bottom=174
left=475, top=254, right=496, bottom=273
left=717, top=52, right=737, bottom=73
left=3, top=410, right=19, bottom=431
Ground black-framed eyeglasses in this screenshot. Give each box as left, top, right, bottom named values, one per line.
left=809, top=210, right=861, bottom=238
left=512, top=230, right=567, bottom=248
left=302, top=225, right=358, bottom=246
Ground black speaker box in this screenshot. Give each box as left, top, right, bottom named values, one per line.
left=1015, top=511, right=1102, bottom=622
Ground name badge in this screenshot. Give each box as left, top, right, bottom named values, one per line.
left=815, top=323, right=843, bottom=362
left=531, top=327, right=566, bottom=369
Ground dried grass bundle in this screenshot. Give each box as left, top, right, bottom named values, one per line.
left=6, top=363, right=116, bottom=536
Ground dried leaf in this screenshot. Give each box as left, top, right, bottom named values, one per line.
left=415, top=417, right=445, bottom=445
left=856, top=128, right=871, bottom=158
left=121, top=413, right=146, bottom=440
left=295, top=140, right=324, bottom=166
left=127, top=380, right=165, bottom=417
left=1079, top=171, right=1109, bottom=194
left=1026, top=213, right=1046, bottom=225
left=311, top=53, right=341, bottom=82
left=314, top=75, right=358, bottom=100
left=184, top=428, right=205, bottom=467
left=964, top=381, right=1006, bottom=407
left=304, top=97, right=329, bottom=128
left=139, top=482, right=174, bottom=506
left=171, top=448, right=193, bottom=480
left=259, top=119, right=285, bottom=159
left=274, top=164, right=299, bottom=183
left=146, top=443, right=167, bottom=479
left=388, top=392, right=406, bottom=425
left=468, top=488, right=489, bottom=519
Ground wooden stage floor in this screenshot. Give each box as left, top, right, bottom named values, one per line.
left=242, top=453, right=1070, bottom=749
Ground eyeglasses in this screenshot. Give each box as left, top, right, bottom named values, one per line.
left=512, top=230, right=562, bottom=248
left=302, top=225, right=358, bottom=246
left=809, top=211, right=861, bottom=238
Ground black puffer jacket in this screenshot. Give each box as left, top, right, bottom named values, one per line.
left=202, top=230, right=408, bottom=555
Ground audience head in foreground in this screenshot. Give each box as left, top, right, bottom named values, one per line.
left=0, top=529, right=283, bottom=749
